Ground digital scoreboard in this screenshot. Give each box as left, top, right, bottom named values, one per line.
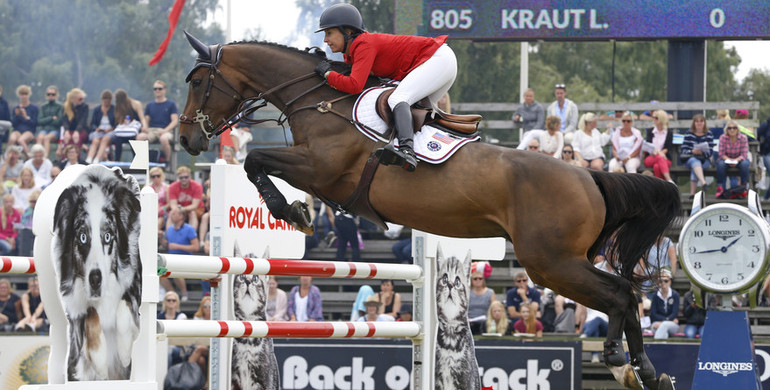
left=418, top=1, right=770, bottom=40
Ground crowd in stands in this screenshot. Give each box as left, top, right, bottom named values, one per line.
left=515, top=84, right=770, bottom=201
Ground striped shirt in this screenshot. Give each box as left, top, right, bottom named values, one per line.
left=681, top=131, right=714, bottom=160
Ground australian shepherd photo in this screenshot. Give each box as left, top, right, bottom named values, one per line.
left=51, top=166, right=142, bottom=381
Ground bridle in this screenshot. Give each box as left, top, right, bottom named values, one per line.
left=179, top=44, right=330, bottom=140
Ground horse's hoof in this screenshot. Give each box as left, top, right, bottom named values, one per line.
left=287, top=200, right=314, bottom=235
left=657, top=373, right=675, bottom=390
left=607, top=364, right=643, bottom=390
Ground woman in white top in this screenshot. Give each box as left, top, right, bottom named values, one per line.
left=572, top=113, right=610, bottom=170
left=266, top=276, right=288, bottom=321
left=608, top=112, right=643, bottom=173
left=538, top=116, right=564, bottom=158
left=12, top=167, right=39, bottom=211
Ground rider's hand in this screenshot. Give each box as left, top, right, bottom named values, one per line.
left=314, top=61, right=332, bottom=79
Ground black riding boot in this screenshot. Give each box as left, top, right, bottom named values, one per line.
left=379, top=101, right=418, bottom=172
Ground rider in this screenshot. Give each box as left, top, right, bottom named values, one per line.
left=314, top=3, right=456, bottom=172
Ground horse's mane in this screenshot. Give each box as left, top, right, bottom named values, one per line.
left=227, top=40, right=328, bottom=61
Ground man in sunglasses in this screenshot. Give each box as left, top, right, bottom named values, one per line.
left=37, top=86, right=63, bottom=157
left=137, top=80, right=178, bottom=164
left=546, top=84, right=579, bottom=144
left=167, top=165, right=203, bottom=231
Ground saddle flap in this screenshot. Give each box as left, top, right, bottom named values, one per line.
left=375, top=89, right=430, bottom=135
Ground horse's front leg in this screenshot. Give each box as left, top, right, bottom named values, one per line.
left=244, top=147, right=316, bottom=235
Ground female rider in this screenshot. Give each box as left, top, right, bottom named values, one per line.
left=314, top=3, right=456, bottom=172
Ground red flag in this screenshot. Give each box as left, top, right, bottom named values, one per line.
left=149, top=0, right=186, bottom=66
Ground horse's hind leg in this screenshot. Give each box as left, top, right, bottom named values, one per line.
left=244, top=148, right=314, bottom=235
left=623, top=310, right=675, bottom=390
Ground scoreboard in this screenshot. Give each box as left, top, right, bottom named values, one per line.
left=418, top=0, right=770, bottom=40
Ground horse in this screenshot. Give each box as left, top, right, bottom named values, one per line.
left=178, top=33, right=680, bottom=390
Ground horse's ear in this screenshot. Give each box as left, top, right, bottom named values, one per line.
left=184, top=30, right=211, bottom=61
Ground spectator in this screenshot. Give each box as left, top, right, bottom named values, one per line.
left=23, top=144, right=53, bottom=188
left=526, top=138, right=540, bottom=152
left=572, top=112, right=610, bottom=170
left=560, top=144, right=582, bottom=167
left=12, top=168, right=39, bottom=211
left=60, top=88, right=89, bottom=158
left=221, top=145, right=239, bottom=165
left=267, top=276, right=288, bottom=321
left=506, top=271, right=541, bottom=321
left=377, top=279, right=402, bottom=319
left=332, top=210, right=360, bottom=262
left=197, top=186, right=211, bottom=252
left=715, top=120, right=750, bottom=199
left=758, top=115, right=770, bottom=200
left=0, top=194, right=20, bottom=255
left=228, top=122, right=253, bottom=161
left=513, top=302, right=543, bottom=336
left=149, top=167, right=169, bottom=235
left=639, top=237, right=678, bottom=293
left=397, top=304, right=412, bottom=322
left=0, top=85, right=11, bottom=136
left=546, top=84, right=578, bottom=144
left=541, top=292, right=576, bottom=334
left=17, top=189, right=38, bottom=256
left=683, top=289, right=717, bottom=339
left=45, top=167, right=60, bottom=188
left=111, top=89, right=147, bottom=161
left=16, top=276, right=47, bottom=332
left=168, top=166, right=204, bottom=231
left=0, top=278, right=20, bottom=331
left=358, top=296, right=395, bottom=322
left=350, top=285, right=375, bottom=321
left=577, top=302, right=608, bottom=362
left=58, top=144, right=85, bottom=169
left=162, top=206, right=197, bottom=302
left=468, top=270, right=496, bottom=335
left=733, top=108, right=756, bottom=140
left=485, top=300, right=512, bottom=335
left=649, top=269, right=680, bottom=339
left=138, top=80, right=178, bottom=163
left=391, top=238, right=412, bottom=263
left=288, top=276, right=324, bottom=321
left=608, top=112, right=643, bottom=173
left=193, top=296, right=211, bottom=320
left=643, top=110, right=675, bottom=182
left=538, top=116, right=564, bottom=158
left=512, top=88, right=545, bottom=132
left=0, top=146, right=24, bottom=191
left=9, top=85, right=38, bottom=157
left=86, top=90, right=115, bottom=164
left=158, top=291, right=187, bottom=320
left=681, top=114, right=714, bottom=198
left=37, top=86, right=63, bottom=157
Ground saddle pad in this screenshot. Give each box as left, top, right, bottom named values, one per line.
left=352, top=86, right=479, bottom=164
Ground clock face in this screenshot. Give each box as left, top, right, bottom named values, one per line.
left=680, top=205, right=769, bottom=293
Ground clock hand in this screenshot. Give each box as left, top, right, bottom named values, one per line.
left=725, top=236, right=742, bottom=249
left=695, top=248, right=722, bottom=254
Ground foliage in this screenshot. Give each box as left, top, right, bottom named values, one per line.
left=0, top=0, right=222, bottom=105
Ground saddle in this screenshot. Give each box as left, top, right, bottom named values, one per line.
left=375, top=89, right=482, bottom=136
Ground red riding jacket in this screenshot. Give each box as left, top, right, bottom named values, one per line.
left=326, top=32, right=448, bottom=94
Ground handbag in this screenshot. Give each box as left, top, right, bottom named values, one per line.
left=113, top=120, right=142, bottom=137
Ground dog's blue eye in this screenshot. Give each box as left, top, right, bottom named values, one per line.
left=79, top=233, right=87, bottom=244
left=104, top=232, right=111, bottom=243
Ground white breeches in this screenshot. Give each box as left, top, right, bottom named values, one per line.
left=387, top=44, right=457, bottom=111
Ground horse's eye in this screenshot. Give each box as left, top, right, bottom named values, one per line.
left=104, top=232, right=111, bottom=243
left=192, top=79, right=202, bottom=87
left=79, top=233, right=87, bottom=244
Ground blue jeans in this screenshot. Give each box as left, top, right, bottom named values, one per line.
left=0, top=239, right=12, bottom=255
left=716, top=158, right=749, bottom=188
left=763, top=153, right=770, bottom=199
left=685, top=157, right=710, bottom=182
left=684, top=324, right=705, bottom=338
left=334, top=215, right=360, bottom=262
left=582, top=317, right=608, bottom=337
left=392, top=238, right=412, bottom=263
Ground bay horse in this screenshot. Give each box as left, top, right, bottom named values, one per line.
left=178, top=33, right=679, bottom=390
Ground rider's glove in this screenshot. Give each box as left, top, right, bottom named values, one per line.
left=314, top=61, right=332, bottom=79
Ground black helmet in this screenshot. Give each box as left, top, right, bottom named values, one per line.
left=315, top=3, right=365, bottom=33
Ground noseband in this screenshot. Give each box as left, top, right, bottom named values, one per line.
left=179, top=44, right=326, bottom=140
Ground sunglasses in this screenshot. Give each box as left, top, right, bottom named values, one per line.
left=726, top=126, right=738, bottom=130
left=555, top=84, right=566, bottom=89
left=516, top=279, right=528, bottom=283
left=46, top=93, right=57, bottom=96
left=203, top=304, right=211, bottom=308
left=178, top=176, right=190, bottom=179
left=153, top=87, right=164, bottom=91
left=151, top=174, right=161, bottom=178
left=660, top=279, right=671, bottom=283
left=622, top=119, right=632, bottom=123
left=563, top=150, right=573, bottom=154
left=166, top=298, right=177, bottom=302
left=472, top=277, right=484, bottom=281
left=528, top=146, right=539, bottom=150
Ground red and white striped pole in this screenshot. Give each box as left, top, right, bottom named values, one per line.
left=0, top=257, right=35, bottom=274
left=158, top=254, right=423, bottom=280
left=158, top=320, right=421, bottom=339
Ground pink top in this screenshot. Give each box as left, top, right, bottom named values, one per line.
left=153, top=182, right=169, bottom=216
left=0, top=208, right=21, bottom=240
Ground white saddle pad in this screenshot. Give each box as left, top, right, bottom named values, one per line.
left=352, top=86, right=479, bottom=164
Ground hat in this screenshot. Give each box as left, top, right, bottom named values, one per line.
left=399, top=304, right=412, bottom=314
left=736, top=109, right=749, bottom=116
left=363, top=296, right=381, bottom=307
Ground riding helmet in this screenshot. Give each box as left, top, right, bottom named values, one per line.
left=316, top=3, right=365, bottom=33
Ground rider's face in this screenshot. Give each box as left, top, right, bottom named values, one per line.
left=323, top=28, right=346, bottom=53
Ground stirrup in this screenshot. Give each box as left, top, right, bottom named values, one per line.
left=375, top=143, right=417, bottom=172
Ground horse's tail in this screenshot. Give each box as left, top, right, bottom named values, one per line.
left=588, top=171, right=681, bottom=290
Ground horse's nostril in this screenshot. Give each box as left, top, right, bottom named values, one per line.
left=179, top=135, right=188, bottom=148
